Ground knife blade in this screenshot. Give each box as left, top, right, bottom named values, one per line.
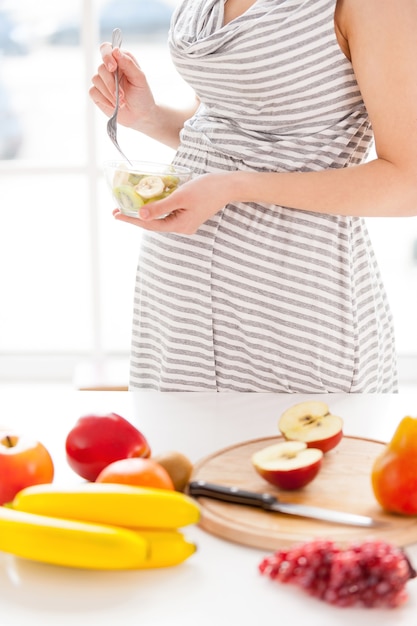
left=188, top=480, right=381, bottom=527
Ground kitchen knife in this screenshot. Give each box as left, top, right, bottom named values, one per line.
left=188, top=480, right=381, bottom=527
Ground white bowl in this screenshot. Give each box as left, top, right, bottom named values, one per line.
left=104, top=160, right=192, bottom=217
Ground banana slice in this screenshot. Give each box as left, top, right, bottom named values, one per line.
left=112, top=167, right=130, bottom=187
left=135, top=175, right=165, bottom=199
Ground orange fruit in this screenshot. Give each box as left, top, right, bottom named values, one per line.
left=95, top=457, right=175, bottom=490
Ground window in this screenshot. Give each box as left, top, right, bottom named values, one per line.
left=0, top=0, right=191, bottom=386
left=0, top=0, right=416, bottom=388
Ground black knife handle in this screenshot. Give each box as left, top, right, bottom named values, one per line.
left=188, top=480, right=277, bottom=509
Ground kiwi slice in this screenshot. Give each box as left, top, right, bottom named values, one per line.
left=113, top=185, right=144, bottom=212
left=162, top=175, right=180, bottom=191
left=142, top=191, right=171, bottom=204
left=127, top=173, right=142, bottom=185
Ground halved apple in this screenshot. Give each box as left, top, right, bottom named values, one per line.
left=252, top=441, right=323, bottom=490
left=278, top=401, right=343, bottom=453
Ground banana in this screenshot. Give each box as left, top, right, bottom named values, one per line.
left=135, top=175, right=165, bottom=199
left=0, top=506, right=197, bottom=570
left=0, top=505, right=149, bottom=570
left=9, top=482, right=200, bottom=529
left=136, top=529, right=197, bottom=568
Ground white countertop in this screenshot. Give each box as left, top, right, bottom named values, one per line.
left=1, top=389, right=417, bottom=626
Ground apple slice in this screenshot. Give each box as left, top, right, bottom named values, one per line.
left=252, top=441, right=323, bottom=490
left=278, top=401, right=343, bottom=453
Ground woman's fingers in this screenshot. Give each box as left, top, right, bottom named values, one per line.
left=99, top=41, right=117, bottom=71
left=110, top=49, right=144, bottom=88
left=89, top=69, right=116, bottom=113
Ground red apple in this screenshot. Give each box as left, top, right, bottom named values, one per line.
left=0, top=433, right=54, bottom=505
left=278, top=401, right=343, bottom=453
left=252, top=441, right=323, bottom=490
left=65, top=413, right=151, bottom=481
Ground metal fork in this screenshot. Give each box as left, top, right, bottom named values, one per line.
left=106, top=28, right=132, bottom=164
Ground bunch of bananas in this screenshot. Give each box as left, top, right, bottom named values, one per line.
left=1, top=482, right=200, bottom=570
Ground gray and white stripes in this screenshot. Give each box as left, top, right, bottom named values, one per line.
left=129, top=0, right=397, bottom=392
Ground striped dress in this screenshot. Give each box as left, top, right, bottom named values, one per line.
left=129, top=0, right=398, bottom=392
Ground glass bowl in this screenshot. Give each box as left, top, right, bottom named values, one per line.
left=104, top=160, right=192, bottom=217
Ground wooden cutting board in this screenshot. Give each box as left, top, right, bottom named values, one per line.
left=190, top=436, right=417, bottom=550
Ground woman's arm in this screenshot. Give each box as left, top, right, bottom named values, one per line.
left=235, top=0, right=417, bottom=219
left=89, top=44, right=199, bottom=150
left=122, top=0, right=417, bottom=234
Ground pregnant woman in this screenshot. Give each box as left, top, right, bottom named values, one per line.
left=90, top=0, right=417, bottom=392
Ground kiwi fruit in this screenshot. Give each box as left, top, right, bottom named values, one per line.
left=113, top=184, right=144, bottom=213
left=162, top=174, right=180, bottom=191
left=127, top=173, right=142, bottom=185
left=153, top=451, right=194, bottom=492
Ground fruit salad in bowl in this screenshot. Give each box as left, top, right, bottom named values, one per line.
left=104, top=160, right=192, bottom=217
